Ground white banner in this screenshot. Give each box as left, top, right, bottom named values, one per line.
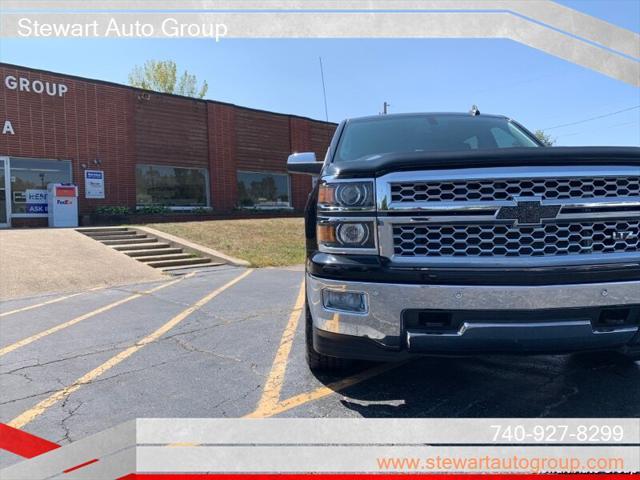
left=0, top=1, right=638, bottom=86
left=2, top=419, right=638, bottom=479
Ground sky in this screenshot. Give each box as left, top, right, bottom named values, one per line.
left=1, top=0, right=639, bottom=147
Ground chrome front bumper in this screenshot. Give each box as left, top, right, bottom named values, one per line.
left=306, top=274, right=640, bottom=353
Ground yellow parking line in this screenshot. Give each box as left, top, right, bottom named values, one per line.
left=246, top=281, right=306, bottom=418
left=0, top=275, right=194, bottom=357
left=256, top=362, right=406, bottom=418
left=244, top=278, right=406, bottom=418
left=0, top=290, right=93, bottom=318
left=8, top=269, right=253, bottom=429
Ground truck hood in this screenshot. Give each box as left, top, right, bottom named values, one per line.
left=325, top=146, right=640, bottom=178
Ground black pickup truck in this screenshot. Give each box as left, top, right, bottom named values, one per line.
left=288, top=112, right=640, bottom=371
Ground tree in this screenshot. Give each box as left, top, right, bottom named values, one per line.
left=534, top=129, right=555, bottom=146
left=128, top=60, right=208, bottom=98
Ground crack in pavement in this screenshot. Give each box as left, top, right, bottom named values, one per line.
left=182, top=303, right=294, bottom=326
left=170, top=337, right=263, bottom=378
left=106, top=269, right=252, bottom=310
left=1, top=305, right=289, bottom=371
left=0, top=385, right=67, bottom=406
left=59, top=396, right=83, bottom=444
left=0, top=310, right=279, bottom=394
left=0, top=305, right=289, bottom=411
left=221, top=384, right=263, bottom=417
left=538, top=385, right=581, bottom=417
left=158, top=305, right=294, bottom=345
left=172, top=337, right=244, bottom=363
left=2, top=368, right=36, bottom=384
left=0, top=355, right=184, bottom=408
left=532, top=358, right=625, bottom=417
left=1, top=344, right=125, bottom=376
left=0, top=270, right=305, bottom=429
left=71, top=357, right=182, bottom=387
left=0, top=301, right=292, bottom=375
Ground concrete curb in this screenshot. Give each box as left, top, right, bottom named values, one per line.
left=132, top=226, right=251, bottom=267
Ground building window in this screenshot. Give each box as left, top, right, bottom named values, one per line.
left=136, top=164, right=210, bottom=208
left=10, top=158, right=72, bottom=216
left=237, top=171, right=291, bottom=209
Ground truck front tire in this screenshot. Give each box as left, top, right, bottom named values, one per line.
left=305, top=299, right=352, bottom=372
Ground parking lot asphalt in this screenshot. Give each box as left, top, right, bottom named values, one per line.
left=1, top=265, right=639, bottom=467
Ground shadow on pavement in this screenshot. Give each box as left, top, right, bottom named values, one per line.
left=313, top=353, right=640, bottom=418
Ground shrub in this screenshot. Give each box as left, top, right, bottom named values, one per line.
left=191, top=207, right=210, bottom=215
left=136, top=205, right=171, bottom=215
left=94, top=205, right=130, bottom=217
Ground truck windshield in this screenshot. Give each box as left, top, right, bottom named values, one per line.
left=335, top=114, right=540, bottom=162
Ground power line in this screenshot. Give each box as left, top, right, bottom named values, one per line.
left=319, top=57, right=329, bottom=122
left=555, top=119, right=640, bottom=139
left=543, top=105, right=640, bottom=131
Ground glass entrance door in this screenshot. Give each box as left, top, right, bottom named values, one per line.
left=0, top=157, right=9, bottom=227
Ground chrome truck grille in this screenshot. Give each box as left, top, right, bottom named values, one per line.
left=376, top=166, right=640, bottom=267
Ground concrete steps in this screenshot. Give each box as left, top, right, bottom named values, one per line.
left=78, top=227, right=129, bottom=233
left=146, top=257, right=212, bottom=269
left=77, top=227, right=221, bottom=271
left=101, top=237, right=157, bottom=246
left=113, top=243, right=171, bottom=251
left=98, top=234, right=147, bottom=241
left=84, top=230, right=137, bottom=238
left=138, top=253, right=195, bottom=263
left=125, top=247, right=183, bottom=257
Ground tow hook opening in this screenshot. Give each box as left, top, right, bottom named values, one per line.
left=593, top=308, right=634, bottom=331
left=404, top=310, right=457, bottom=333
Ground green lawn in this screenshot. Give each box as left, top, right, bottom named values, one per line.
left=147, top=218, right=306, bottom=268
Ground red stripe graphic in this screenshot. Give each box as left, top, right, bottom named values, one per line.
left=0, top=423, right=60, bottom=459
left=63, top=458, right=99, bottom=473
left=118, top=475, right=639, bottom=479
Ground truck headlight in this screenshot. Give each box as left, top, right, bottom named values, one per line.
left=337, top=223, right=369, bottom=245
left=317, top=220, right=376, bottom=252
left=318, top=181, right=374, bottom=211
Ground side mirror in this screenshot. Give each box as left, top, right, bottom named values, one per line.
left=287, top=152, right=322, bottom=175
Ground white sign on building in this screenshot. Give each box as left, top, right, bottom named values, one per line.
left=26, top=189, right=48, bottom=203
left=85, top=170, right=105, bottom=199
left=25, top=189, right=48, bottom=214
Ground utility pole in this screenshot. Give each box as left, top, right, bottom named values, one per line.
left=381, top=101, right=390, bottom=115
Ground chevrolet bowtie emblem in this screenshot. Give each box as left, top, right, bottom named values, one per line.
left=497, top=197, right=561, bottom=225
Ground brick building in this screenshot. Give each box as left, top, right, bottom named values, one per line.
left=0, top=63, right=336, bottom=228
